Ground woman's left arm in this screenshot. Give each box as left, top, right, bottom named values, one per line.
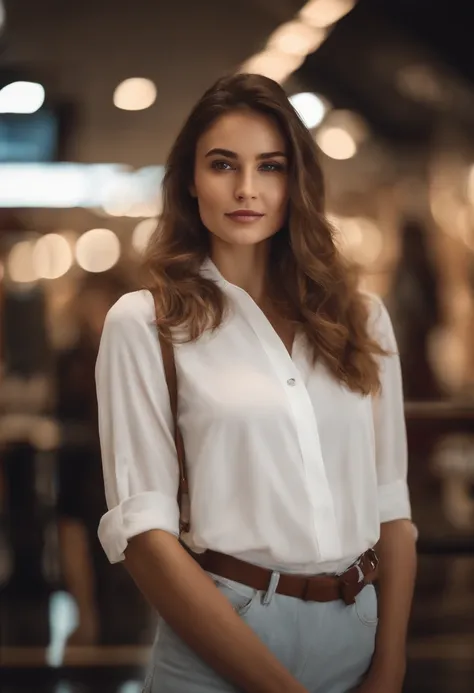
left=358, top=297, right=417, bottom=692
left=368, top=519, right=417, bottom=690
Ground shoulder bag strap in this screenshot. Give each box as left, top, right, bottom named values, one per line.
left=158, top=330, right=190, bottom=534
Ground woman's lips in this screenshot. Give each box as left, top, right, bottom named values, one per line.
left=225, top=211, right=265, bottom=223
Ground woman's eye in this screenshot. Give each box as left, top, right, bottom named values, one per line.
left=211, top=160, right=233, bottom=171
left=259, top=162, right=285, bottom=172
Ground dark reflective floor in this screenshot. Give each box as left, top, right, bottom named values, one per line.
left=1, top=555, right=473, bottom=692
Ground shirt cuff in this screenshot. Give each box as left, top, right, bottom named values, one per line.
left=98, top=490, right=180, bottom=563
left=377, top=479, right=412, bottom=523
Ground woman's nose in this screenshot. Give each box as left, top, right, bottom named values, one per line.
left=234, top=169, right=257, bottom=200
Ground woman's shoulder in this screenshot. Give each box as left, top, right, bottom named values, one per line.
left=360, top=291, right=395, bottom=348
left=104, top=289, right=156, bottom=330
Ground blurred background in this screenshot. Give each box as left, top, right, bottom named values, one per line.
left=0, top=1, right=473, bottom=691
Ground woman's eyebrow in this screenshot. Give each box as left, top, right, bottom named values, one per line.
left=205, top=148, right=237, bottom=159
left=257, top=151, right=287, bottom=160
left=205, top=148, right=287, bottom=159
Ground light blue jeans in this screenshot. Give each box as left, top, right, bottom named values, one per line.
left=143, top=571, right=377, bottom=693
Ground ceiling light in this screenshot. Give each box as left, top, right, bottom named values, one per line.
left=0, top=163, right=165, bottom=209
left=0, top=81, right=45, bottom=114
left=113, top=78, right=157, bottom=111
left=240, top=49, right=304, bottom=84
left=268, top=20, right=327, bottom=57
left=299, top=0, right=356, bottom=29
left=289, top=92, right=328, bottom=129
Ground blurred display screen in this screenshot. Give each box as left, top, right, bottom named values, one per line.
left=0, top=110, right=59, bottom=162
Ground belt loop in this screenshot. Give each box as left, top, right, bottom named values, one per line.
left=262, top=571, right=280, bottom=606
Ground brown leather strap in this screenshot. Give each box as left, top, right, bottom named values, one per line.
left=198, top=548, right=378, bottom=605
left=157, top=330, right=190, bottom=534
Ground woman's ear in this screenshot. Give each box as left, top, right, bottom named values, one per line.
left=189, top=182, right=197, bottom=198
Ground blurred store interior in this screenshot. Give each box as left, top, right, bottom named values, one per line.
left=0, top=0, right=473, bottom=691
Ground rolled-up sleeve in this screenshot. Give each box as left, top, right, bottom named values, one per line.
left=95, top=293, right=180, bottom=563
left=370, top=296, right=412, bottom=523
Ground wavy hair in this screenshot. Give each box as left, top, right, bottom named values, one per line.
left=143, top=73, right=386, bottom=395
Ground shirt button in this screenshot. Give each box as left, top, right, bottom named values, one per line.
left=287, top=378, right=296, bottom=387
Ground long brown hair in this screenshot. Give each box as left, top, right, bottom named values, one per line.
left=143, top=73, right=386, bottom=395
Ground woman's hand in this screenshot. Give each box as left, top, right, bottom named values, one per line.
left=353, top=658, right=406, bottom=693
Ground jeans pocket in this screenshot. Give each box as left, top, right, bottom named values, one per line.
left=209, top=573, right=259, bottom=617
left=354, top=584, right=378, bottom=627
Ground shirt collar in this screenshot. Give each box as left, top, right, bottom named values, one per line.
left=200, top=257, right=228, bottom=289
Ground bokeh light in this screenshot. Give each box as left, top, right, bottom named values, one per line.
left=299, top=0, right=356, bottom=29
left=113, top=78, right=157, bottom=111
left=269, top=20, right=327, bottom=57
left=240, top=49, right=304, bottom=84
left=75, top=228, right=121, bottom=273
left=315, top=126, right=357, bottom=159
left=33, top=234, right=73, bottom=280
left=7, top=240, right=37, bottom=283
left=132, top=218, right=158, bottom=254
left=332, top=216, right=384, bottom=266
left=0, top=81, right=45, bottom=114
left=289, top=92, right=328, bottom=129
left=323, top=109, right=369, bottom=145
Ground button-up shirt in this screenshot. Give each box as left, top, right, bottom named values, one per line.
left=96, top=259, right=411, bottom=574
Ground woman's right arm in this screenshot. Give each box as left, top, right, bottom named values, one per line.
left=95, top=294, right=307, bottom=693
left=125, top=530, right=306, bottom=693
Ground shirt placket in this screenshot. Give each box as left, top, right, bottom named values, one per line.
left=229, top=287, right=342, bottom=563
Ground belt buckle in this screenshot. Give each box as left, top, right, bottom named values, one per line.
left=339, top=549, right=377, bottom=605
left=366, top=548, right=379, bottom=572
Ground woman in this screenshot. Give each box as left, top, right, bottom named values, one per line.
left=96, top=73, right=416, bottom=693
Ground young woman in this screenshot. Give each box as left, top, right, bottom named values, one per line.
left=96, top=73, right=416, bottom=693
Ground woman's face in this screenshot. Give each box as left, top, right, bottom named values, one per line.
left=192, top=109, right=289, bottom=249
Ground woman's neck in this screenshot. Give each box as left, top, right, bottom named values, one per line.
left=210, top=241, right=270, bottom=304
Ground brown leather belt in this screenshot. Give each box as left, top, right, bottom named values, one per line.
left=197, top=548, right=379, bottom=605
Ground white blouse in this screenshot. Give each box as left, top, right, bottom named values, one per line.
left=96, top=259, right=411, bottom=575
